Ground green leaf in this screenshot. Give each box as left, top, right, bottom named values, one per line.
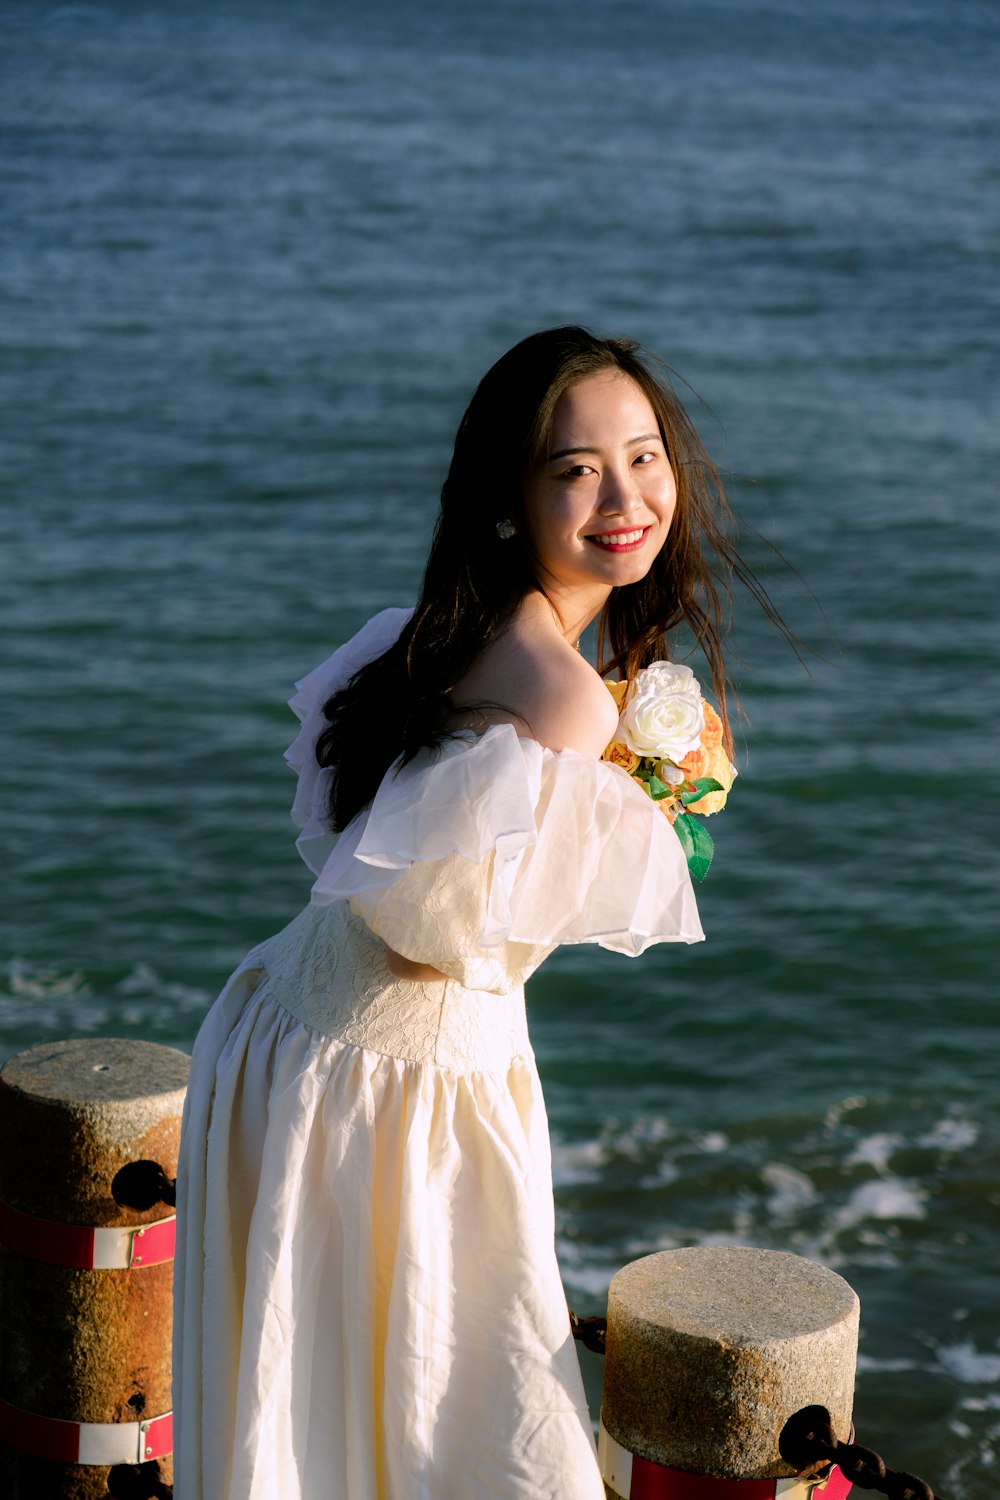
left=673, top=812, right=715, bottom=880
left=679, top=777, right=725, bottom=806
left=646, top=774, right=673, bottom=802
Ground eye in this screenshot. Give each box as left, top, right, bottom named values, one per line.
left=633, top=450, right=657, bottom=467
left=559, top=463, right=595, bottom=480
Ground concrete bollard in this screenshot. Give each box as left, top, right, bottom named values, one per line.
left=0, top=1038, right=189, bottom=1500
left=599, top=1246, right=859, bottom=1498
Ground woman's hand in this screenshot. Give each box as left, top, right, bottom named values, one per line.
left=383, top=945, right=448, bottom=984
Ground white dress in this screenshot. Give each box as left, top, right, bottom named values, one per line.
left=173, top=609, right=703, bottom=1500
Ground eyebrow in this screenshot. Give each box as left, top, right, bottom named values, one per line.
left=547, top=432, right=662, bottom=462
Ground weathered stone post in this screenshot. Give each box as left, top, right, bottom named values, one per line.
left=599, top=1246, right=859, bottom=1498
left=0, top=1038, right=189, bottom=1500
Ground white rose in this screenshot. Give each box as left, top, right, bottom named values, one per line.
left=619, top=662, right=705, bottom=762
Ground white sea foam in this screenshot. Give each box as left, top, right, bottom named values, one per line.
left=761, top=1162, right=817, bottom=1215
left=2, top=959, right=211, bottom=1017
left=856, top=1354, right=922, bottom=1373
left=692, top=1130, right=729, bottom=1154
left=551, top=1116, right=681, bottom=1187
left=917, top=1118, right=979, bottom=1152
left=5, top=962, right=91, bottom=1000
left=845, top=1132, right=903, bottom=1172
left=114, top=960, right=172, bottom=995
left=563, top=1263, right=618, bottom=1298
left=555, top=1237, right=617, bottom=1298
left=829, top=1178, right=928, bottom=1233
left=597, top=1114, right=676, bottom=1161
left=626, top=1116, right=676, bottom=1147
left=961, top=1394, right=1000, bottom=1411
left=936, top=1342, right=1000, bottom=1384
left=112, top=962, right=210, bottom=1011
left=637, top=1161, right=680, bottom=1189
left=627, top=1231, right=681, bottom=1254
left=550, top=1137, right=608, bottom=1184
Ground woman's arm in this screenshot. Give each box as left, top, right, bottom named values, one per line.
left=383, top=944, right=448, bottom=983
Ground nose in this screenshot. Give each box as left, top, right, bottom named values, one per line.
left=597, top=462, right=642, bottom=518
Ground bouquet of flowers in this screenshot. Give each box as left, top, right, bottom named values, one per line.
left=602, top=663, right=736, bottom=880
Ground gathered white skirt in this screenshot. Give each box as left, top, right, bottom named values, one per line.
left=172, top=903, right=604, bottom=1500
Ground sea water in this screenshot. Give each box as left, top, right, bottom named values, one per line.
left=1, top=2, right=998, bottom=1492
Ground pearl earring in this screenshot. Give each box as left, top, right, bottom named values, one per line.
left=495, top=519, right=517, bottom=540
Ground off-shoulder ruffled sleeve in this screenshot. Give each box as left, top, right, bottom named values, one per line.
left=284, top=607, right=413, bottom=877
left=304, top=724, right=704, bottom=995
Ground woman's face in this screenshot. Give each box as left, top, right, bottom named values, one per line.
left=520, top=369, right=676, bottom=600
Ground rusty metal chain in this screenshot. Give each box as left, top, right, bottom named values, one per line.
left=780, top=1404, right=946, bottom=1500
left=568, top=1308, right=607, bottom=1355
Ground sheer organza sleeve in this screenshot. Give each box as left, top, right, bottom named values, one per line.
left=306, top=724, right=704, bottom=995
left=284, top=607, right=413, bottom=876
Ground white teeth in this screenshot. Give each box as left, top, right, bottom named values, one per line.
left=590, top=529, right=645, bottom=547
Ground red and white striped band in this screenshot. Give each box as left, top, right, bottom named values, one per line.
left=0, top=1199, right=176, bottom=1270
left=599, top=1420, right=853, bottom=1500
left=0, top=1397, right=172, bottom=1465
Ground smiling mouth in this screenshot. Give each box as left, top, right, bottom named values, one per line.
left=585, top=527, right=650, bottom=553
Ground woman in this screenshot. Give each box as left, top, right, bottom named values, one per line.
left=174, top=326, right=745, bottom=1499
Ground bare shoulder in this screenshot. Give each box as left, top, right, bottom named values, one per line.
left=525, top=647, right=620, bottom=757
left=447, top=605, right=620, bottom=758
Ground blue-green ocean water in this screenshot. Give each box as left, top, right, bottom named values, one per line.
left=2, top=2, right=998, bottom=1492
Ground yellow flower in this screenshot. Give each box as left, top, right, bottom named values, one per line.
left=604, top=739, right=641, bottom=774
left=602, top=681, right=640, bottom=771
left=655, top=793, right=679, bottom=825
left=605, top=679, right=630, bottom=712
left=676, top=702, right=734, bottom=814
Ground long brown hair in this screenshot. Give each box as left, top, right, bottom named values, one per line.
left=318, top=325, right=774, bottom=831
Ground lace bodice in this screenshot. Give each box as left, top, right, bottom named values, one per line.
left=254, top=902, right=533, bottom=1075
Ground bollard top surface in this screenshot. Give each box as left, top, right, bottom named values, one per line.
left=1, top=1038, right=190, bottom=1106
left=610, top=1246, right=858, bottom=1344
